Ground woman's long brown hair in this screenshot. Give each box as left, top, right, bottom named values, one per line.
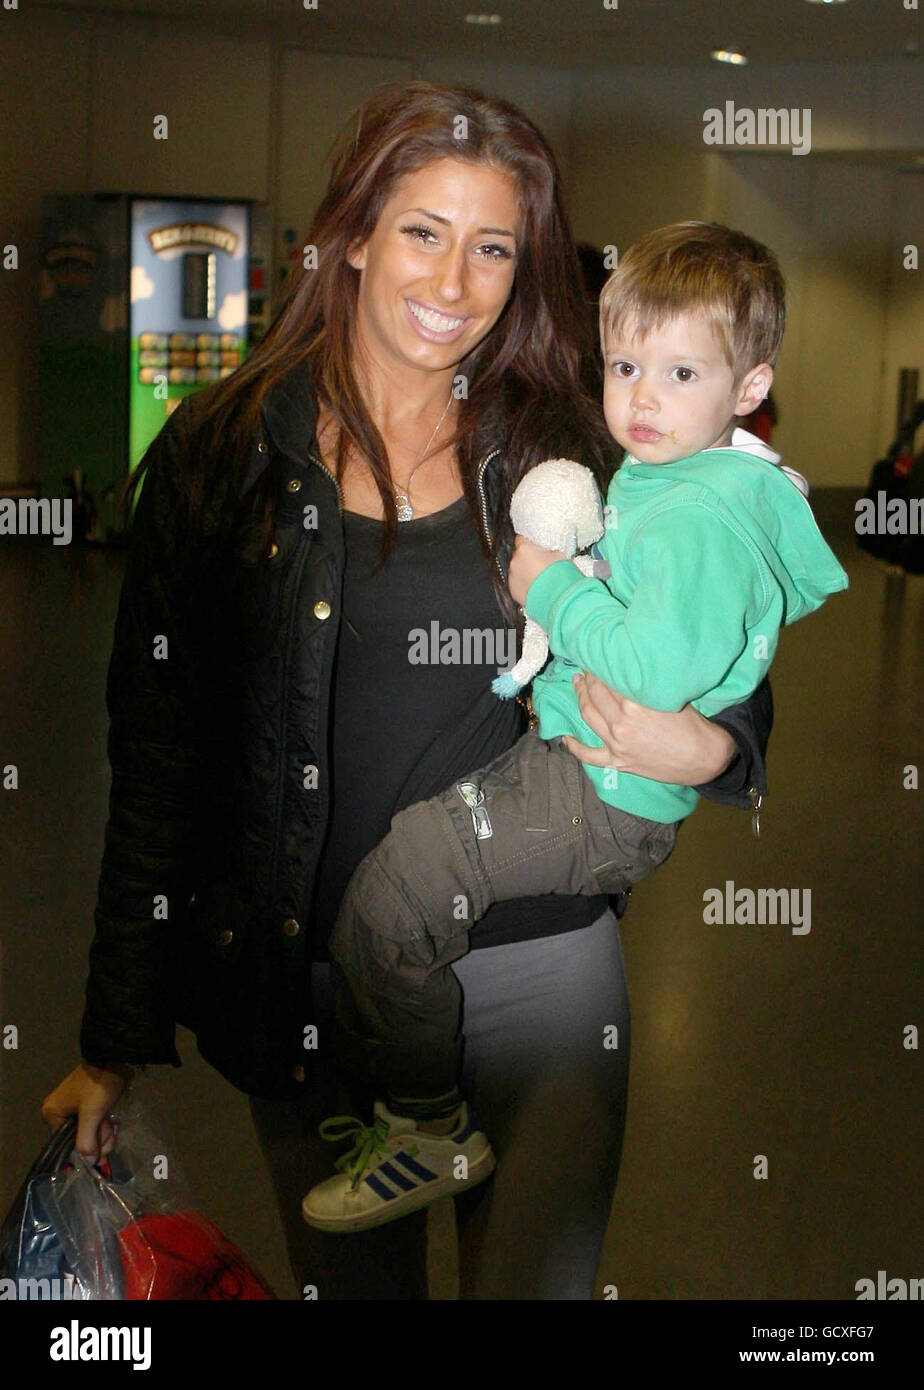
left=120, top=81, right=615, bottom=623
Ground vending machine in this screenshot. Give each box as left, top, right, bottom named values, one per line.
left=38, top=194, right=260, bottom=537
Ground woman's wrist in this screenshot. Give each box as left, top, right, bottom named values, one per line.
left=689, top=714, right=737, bottom=783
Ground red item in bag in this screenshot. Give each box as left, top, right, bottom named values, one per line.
left=118, top=1210, right=276, bottom=1300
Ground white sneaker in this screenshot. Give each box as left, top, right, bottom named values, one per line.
left=301, top=1099, right=495, bottom=1233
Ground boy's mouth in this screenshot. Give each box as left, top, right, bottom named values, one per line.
left=627, top=424, right=664, bottom=443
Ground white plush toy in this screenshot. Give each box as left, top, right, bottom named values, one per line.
left=492, top=458, right=606, bottom=699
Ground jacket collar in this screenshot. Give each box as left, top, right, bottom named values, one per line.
left=259, top=359, right=320, bottom=466
left=249, top=357, right=505, bottom=491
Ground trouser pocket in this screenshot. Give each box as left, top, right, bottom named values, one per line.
left=585, top=804, right=679, bottom=895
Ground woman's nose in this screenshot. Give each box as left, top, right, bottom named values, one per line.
left=432, top=248, right=466, bottom=303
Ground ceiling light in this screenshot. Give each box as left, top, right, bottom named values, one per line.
left=465, top=12, right=502, bottom=23
left=804, top=1, right=850, bottom=7
left=711, top=49, right=748, bottom=66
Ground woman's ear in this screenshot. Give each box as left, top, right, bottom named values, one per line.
left=346, top=241, right=367, bottom=272
left=734, top=363, right=774, bottom=418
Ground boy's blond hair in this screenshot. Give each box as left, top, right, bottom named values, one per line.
left=599, top=221, right=785, bottom=382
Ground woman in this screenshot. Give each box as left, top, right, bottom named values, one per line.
left=41, top=82, right=770, bottom=1299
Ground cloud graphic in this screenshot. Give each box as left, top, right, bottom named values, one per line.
left=131, top=266, right=155, bottom=302
left=218, top=288, right=247, bottom=331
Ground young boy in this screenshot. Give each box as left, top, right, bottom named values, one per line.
left=302, top=221, right=849, bottom=1232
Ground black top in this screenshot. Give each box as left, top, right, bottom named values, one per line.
left=310, top=495, right=525, bottom=957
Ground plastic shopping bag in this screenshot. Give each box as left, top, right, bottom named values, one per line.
left=0, top=1116, right=83, bottom=1299
left=2, top=1080, right=275, bottom=1300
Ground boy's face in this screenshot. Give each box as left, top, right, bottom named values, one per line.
left=602, top=310, right=772, bottom=464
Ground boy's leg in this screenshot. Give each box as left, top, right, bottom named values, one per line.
left=329, top=728, right=678, bottom=1109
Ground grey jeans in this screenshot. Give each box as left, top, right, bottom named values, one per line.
left=250, top=906, right=632, bottom=1299
left=329, top=729, right=678, bottom=1099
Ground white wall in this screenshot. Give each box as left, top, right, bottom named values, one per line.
left=1, top=9, right=921, bottom=487
left=567, top=62, right=923, bottom=486
left=878, top=172, right=924, bottom=454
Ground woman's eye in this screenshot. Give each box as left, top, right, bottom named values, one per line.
left=401, top=224, right=438, bottom=245
left=475, top=243, right=514, bottom=261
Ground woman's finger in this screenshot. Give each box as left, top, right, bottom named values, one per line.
left=75, top=1105, right=107, bottom=1162
left=572, top=674, right=625, bottom=750
left=98, top=1116, right=118, bottom=1159
left=561, top=735, right=616, bottom=767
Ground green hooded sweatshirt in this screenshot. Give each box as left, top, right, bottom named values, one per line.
left=525, top=435, right=849, bottom=823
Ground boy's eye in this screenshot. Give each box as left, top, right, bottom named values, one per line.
left=611, top=361, right=636, bottom=378
left=672, top=367, right=696, bottom=383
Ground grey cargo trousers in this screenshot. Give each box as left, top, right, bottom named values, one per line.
left=329, top=728, right=679, bottom=1100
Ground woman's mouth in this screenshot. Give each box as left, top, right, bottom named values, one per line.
left=405, top=298, right=471, bottom=342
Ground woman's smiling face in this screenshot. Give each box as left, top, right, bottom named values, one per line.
left=347, top=158, right=521, bottom=376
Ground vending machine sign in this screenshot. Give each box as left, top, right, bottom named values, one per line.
left=130, top=199, right=249, bottom=470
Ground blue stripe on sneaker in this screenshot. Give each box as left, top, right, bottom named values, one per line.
left=378, top=1161, right=417, bottom=1192
left=394, top=1150, right=439, bottom=1182
left=364, top=1173, right=397, bottom=1201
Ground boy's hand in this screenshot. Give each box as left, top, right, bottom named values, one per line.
left=509, top=535, right=567, bottom=607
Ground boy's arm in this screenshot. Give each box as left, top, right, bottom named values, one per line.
left=525, top=506, right=766, bottom=713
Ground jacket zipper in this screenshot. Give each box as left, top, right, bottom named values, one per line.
left=476, top=447, right=506, bottom=583
left=747, top=786, right=763, bottom=838
left=308, top=449, right=343, bottom=512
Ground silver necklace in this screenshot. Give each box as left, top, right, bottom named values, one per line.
left=394, top=392, right=454, bottom=522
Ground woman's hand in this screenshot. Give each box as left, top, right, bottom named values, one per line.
left=41, top=1062, right=133, bottom=1164
left=562, top=671, right=737, bottom=784
left=509, top=534, right=567, bottom=607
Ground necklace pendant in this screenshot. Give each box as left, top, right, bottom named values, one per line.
left=395, top=490, right=414, bottom=522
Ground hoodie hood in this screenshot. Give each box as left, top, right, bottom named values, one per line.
left=709, top=426, right=810, bottom=498
left=622, top=431, right=848, bottom=624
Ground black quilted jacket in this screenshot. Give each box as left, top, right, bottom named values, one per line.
left=79, top=361, right=772, bottom=1098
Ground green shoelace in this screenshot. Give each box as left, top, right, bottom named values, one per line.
left=318, top=1115, right=390, bottom=1189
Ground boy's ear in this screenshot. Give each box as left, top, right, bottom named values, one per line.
left=734, top=363, right=774, bottom=418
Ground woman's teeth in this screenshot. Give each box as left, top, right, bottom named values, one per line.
left=408, top=301, right=465, bottom=332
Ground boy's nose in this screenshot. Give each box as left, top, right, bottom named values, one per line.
left=630, top=378, right=657, bottom=411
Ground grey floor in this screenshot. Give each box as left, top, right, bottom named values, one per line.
left=1, top=489, right=921, bottom=1300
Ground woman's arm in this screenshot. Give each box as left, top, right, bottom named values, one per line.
left=562, top=671, right=772, bottom=809
left=79, top=404, right=204, bottom=1069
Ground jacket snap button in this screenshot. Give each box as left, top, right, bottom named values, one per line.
left=267, top=541, right=279, bottom=559
left=257, top=441, right=267, bottom=453
left=286, top=478, right=302, bottom=493
left=572, top=816, right=582, bottom=825
left=217, top=929, right=233, bottom=945
left=313, top=600, right=331, bottom=620
left=282, top=918, right=300, bottom=937
left=291, top=1065, right=306, bottom=1083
